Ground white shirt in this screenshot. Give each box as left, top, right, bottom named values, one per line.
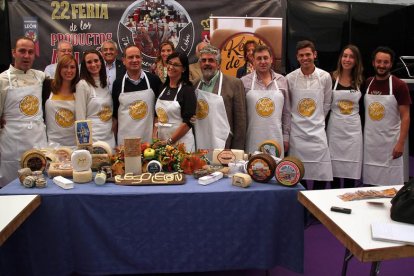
left=44, top=63, right=57, bottom=78
left=105, top=61, right=116, bottom=92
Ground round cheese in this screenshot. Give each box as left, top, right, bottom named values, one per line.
left=92, top=141, right=112, bottom=155
left=258, top=140, right=282, bottom=157
left=23, top=176, right=36, bottom=188
left=21, top=150, right=47, bottom=172
left=73, top=168, right=92, bottom=183
left=55, top=147, right=73, bottom=162
left=94, top=171, right=107, bottom=185
left=247, top=153, right=276, bottom=183
left=275, top=156, right=305, bottom=186
left=71, top=150, right=92, bottom=171
left=147, top=160, right=162, bottom=173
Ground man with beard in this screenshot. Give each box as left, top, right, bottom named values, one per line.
left=194, top=45, right=246, bottom=150
left=241, top=45, right=290, bottom=156
left=100, top=40, right=126, bottom=92
left=286, top=40, right=333, bottom=190
left=363, top=46, right=411, bottom=186
left=44, top=40, right=73, bottom=78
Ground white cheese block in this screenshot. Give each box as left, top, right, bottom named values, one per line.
left=71, top=150, right=92, bottom=171
left=53, top=176, right=74, bottom=189
left=73, top=168, right=92, bottom=183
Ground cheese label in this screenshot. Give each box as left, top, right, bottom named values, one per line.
left=297, top=98, right=316, bottom=117
left=75, top=120, right=92, bottom=145
left=129, top=100, right=148, bottom=120
left=156, top=107, right=169, bottom=123
left=255, top=97, right=275, bottom=117
left=368, top=101, right=385, bottom=121
left=196, top=99, right=209, bottom=120
left=20, top=95, right=39, bottom=116
left=98, top=105, right=112, bottom=122
left=337, top=100, right=354, bottom=115
left=124, top=137, right=141, bottom=157
left=55, top=108, right=75, bottom=128
left=276, top=160, right=301, bottom=186
left=248, top=159, right=272, bottom=181
left=217, top=149, right=236, bottom=165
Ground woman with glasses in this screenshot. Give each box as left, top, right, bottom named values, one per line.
left=45, top=55, right=79, bottom=147
left=154, top=52, right=196, bottom=151
left=151, top=41, right=175, bottom=83
left=327, top=44, right=364, bottom=188
left=76, top=49, right=115, bottom=149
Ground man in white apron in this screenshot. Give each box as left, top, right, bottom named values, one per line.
left=194, top=45, right=247, bottom=150
left=0, top=37, right=47, bottom=187
left=111, top=45, right=162, bottom=145
left=364, top=46, right=411, bottom=186
left=286, top=40, right=333, bottom=189
left=44, top=40, right=73, bottom=78
left=241, top=45, right=291, bottom=156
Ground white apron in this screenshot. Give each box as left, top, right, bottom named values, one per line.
left=289, top=71, right=333, bottom=181
left=45, top=94, right=76, bottom=147
left=363, top=76, right=403, bottom=186
left=326, top=78, right=362, bottom=179
left=87, top=85, right=115, bottom=149
left=117, top=72, right=154, bottom=145
left=246, top=72, right=284, bottom=157
left=194, top=72, right=230, bottom=150
left=0, top=70, right=47, bottom=187
left=155, top=84, right=195, bottom=151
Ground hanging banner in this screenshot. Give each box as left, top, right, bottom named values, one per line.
left=7, top=0, right=286, bottom=72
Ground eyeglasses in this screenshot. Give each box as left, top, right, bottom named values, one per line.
left=167, top=62, right=183, bottom=68
left=200, top=58, right=216, bottom=63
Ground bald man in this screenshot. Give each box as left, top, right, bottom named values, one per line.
left=189, top=41, right=208, bottom=84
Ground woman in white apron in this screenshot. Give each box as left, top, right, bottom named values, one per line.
left=327, top=45, right=364, bottom=189
left=45, top=55, right=79, bottom=147
left=76, top=49, right=115, bottom=149
left=154, top=52, right=196, bottom=151
left=245, top=71, right=285, bottom=156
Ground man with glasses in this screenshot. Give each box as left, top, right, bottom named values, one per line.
left=194, top=45, right=246, bottom=150
left=44, top=40, right=73, bottom=78
left=100, top=40, right=125, bottom=92
left=241, top=45, right=290, bottom=156
left=112, top=45, right=162, bottom=145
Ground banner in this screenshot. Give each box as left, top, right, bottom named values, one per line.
left=8, top=0, right=286, bottom=72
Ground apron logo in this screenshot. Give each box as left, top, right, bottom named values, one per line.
left=368, top=102, right=385, bottom=121
left=196, top=99, right=209, bottom=120
left=337, top=100, right=354, bottom=115
left=19, top=95, right=39, bottom=117
left=255, top=97, right=275, bottom=117
left=156, top=107, right=168, bottom=123
left=98, top=105, right=113, bottom=122
left=129, top=100, right=148, bottom=120
left=297, top=98, right=316, bottom=117
left=55, top=108, right=75, bottom=128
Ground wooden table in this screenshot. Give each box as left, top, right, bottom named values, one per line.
left=0, top=195, right=41, bottom=246
left=298, top=185, right=414, bottom=276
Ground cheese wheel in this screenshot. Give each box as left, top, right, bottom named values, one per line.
left=92, top=141, right=112, bottom=155
left=55, top=147, right=73, bottom=161
left=275, top=156, right=305, bottom=186
left=21, top=150, right=47, bottom=172
left=71, top=150, right=92, bottom=171
left=246, top=153, right=276, bottom=183
left=73, top=168, right=92, bottom=183
left=91, top=154, right=110, bottom=171
left=212, top=149, right=245, bottom=165
left=258, top=140, right=282, bottom=157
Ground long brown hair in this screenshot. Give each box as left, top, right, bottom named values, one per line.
left=156, top=41, right=175, bottom=64
left=51, top=55, right=79, bottom=94
left=80, top=49, right=107, bottom=88
left=332, top=44, right=364, bottom=90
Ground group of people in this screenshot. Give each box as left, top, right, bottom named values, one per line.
left=0, top=36, right=411, bottom=189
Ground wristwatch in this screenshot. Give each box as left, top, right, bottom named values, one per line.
left=167, top=138, right=173, bottom=145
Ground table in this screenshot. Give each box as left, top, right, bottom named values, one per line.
left=0, top=194, right=40, bottom=246
left=298, top=185, right=414, bottom=276
left=0, top=177, right=304, bottom=276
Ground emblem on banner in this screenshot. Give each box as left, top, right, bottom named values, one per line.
left=98, top=105, right=112, bottom=122
left=129, top=100, right=148, bottom=120
left=297, top=98, right=316, bottom=117
left=156, top=107, right=168, bottom=123
left=256, top=97, right=275, bottom=117
left=368, top=102, right=385, bottom=121
left=338, top=100, right=354, bottom=115
left=23, top=17, right=40, bottom=57
left=196, top=99, right=209, bottom=120
left=55, top=108, right=75, bottom=128
left=117, top=0, right=195, bottom=72
left=20, top=95, right=39, bottom=117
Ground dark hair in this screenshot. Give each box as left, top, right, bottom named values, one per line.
left=13, top=36, right=35, bottom=49
left=296, top=40, right=316, bottom=53
left=156, top=41, right=175, bottom=63
left=243, top=40, right=258, bottom=60
left=80, top=49, right=107, bottom=88
left=123, top=44, right=141, bottom=58
left=254, top=44, right=272, bottom=57
left=163, top=52, right=191, bottom=87
left=332, top=44, right=364, bottom=90
left=51, top=55, right=79, bottom=94
left=371, top=46, right=395, bottom=64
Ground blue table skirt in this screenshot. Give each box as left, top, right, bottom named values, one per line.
left=0, top=177, right=304, bottom=275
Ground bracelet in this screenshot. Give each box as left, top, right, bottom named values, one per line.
left=167, top=138, right=173, bottom=145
